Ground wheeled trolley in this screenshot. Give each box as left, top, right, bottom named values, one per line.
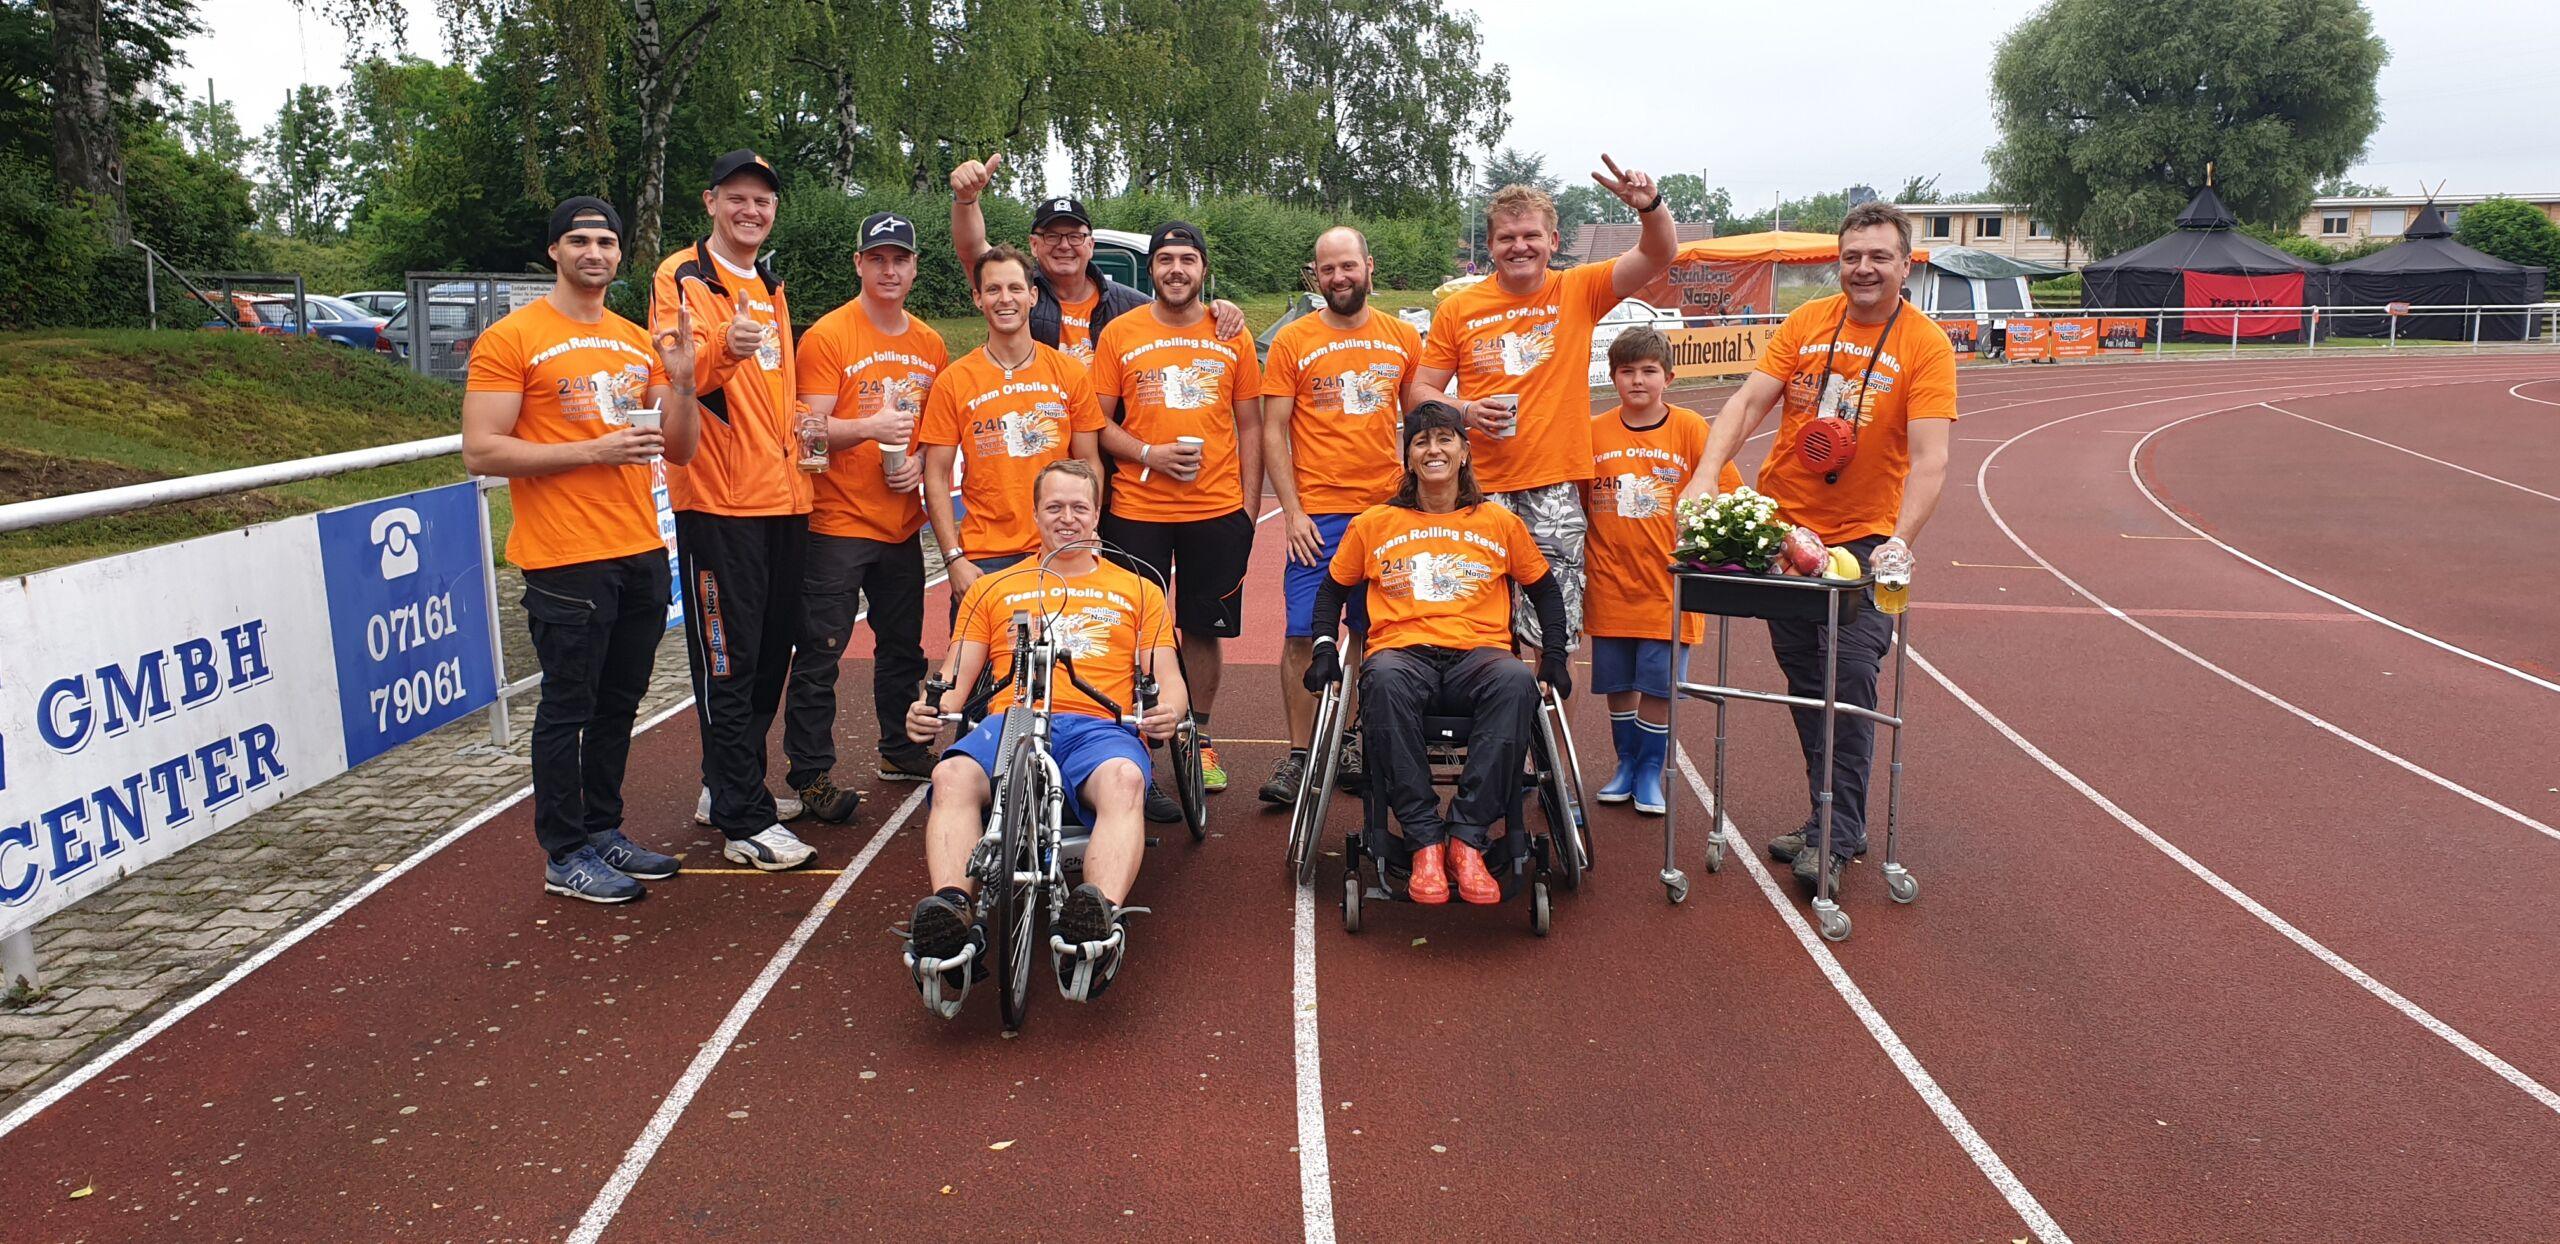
left=1661, top=569, right=1915, bottom=941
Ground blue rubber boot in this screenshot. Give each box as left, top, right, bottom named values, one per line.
left=1631, top=718, right=1670, bottom=816
left=1594, top=712, right=1640, bottom=804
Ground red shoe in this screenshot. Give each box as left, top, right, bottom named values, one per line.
left=1406, top=841, right=1450, bottom=904
left=1447, top=840, right=1501, bottom=905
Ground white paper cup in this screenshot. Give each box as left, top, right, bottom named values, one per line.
left=1174, top=435, right=1206, bottom=480
left=627, top=407, right=663, bottom=460
left=1480, top=394, right=1520, bottom=438
left=882, top=446, right=908, bottom=472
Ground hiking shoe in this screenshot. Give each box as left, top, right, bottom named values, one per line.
left=1336, top=729, right=1367, bottom=793
left=1260, top=751, right=1307, bottom=805
left=1769, top=826, right=1864, bottom=864
left=1145, top=781, right=1184, bottom=824
left=587, top=829, right=678, bottom=880
left=696, top=787, right=805, bottom=825
left=545, top=846, right=644, bottom=904
left=722, top=825, right=817, bottom=871
left=1199, top=742, right=1228, bottom=793
left=796, top=777, right=861, bottom=824
left=1792, top=847, right=1851, bottom=896
left=878, top=744, right=938, bottom=783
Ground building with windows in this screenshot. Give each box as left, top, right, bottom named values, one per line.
left=2298, top=194, right=2560, bottom=246
left=1891, top=202, right=2079, bottom=267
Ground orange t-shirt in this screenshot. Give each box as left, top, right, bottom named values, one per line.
left=650, top=247, right=813, bottom=517
left=1419, top=259, right=1620, bottom=493
left=794, top=302, right=946, bottom=542
left=954, top=558, right=1175, bottom=722
left=1585, top=404, right=1736, bottom=644
left=1752, top=293, right=1959, bottom=543
left=466, top=300, right=670, bottom=571
left=1090, top=307, right=1264, bottom=522
left=1330, top=502, right=1550, bottom=654
left=1261, top=310, right=1420, bottom=515
left=1056, top=290, right=1101, bottom=365
left=916, top=343, right=1107, bottom=559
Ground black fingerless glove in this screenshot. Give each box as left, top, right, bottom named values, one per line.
left=1305, top=638, right=1343, bottom=692
left=1539, top=648, right=1573, bottom=700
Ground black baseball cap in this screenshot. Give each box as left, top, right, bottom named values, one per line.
left=708, top=149, right=780, bottom=192
left=1403, top=400, right=1469, bottom=452
left=1149, top=220, right=1207, bottom=260
left=548, top=196, right=623, bottom=245
left=1032, top=196, right=1091, bottom=231
left=858, top=211, right=918, bottom=253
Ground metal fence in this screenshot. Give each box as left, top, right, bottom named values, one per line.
left=397, top=273, right=557, bottom=382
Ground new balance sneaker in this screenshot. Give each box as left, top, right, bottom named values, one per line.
left=1259, top=751, right=1307, bottom=805
left=796, top=777, right=861, bottom=824
left=696, top=787, right=806, bottom=825
left=545, top=846, right=644, bottom=904
left=878, top=744, right=938, bottom=783
left=1198, top=742, right=1228, bottom=794
left=1145, top=781, right=1184, bottom=824
left=587, top=829, right=678, bottom=880
left=722, top=825, right=817, bottom=872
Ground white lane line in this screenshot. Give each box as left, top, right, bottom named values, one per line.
left=1974, top=375, right=2560, bottom=846
left=2510, top=379, right=2560, bottom=408
left=1669, top=747, right=2072, bottom=1243
left=2268, top=402, right=2560, bottom=504
left=0, top=695, right=701, bottom=1142
left=1291, top=882, right=1337, bottom=1244
left=1901, top=646, right=2560, bottom=1119
left=569, top=784, right=929, bottom=1244
left=2131, top=410, right=2560, bottom=695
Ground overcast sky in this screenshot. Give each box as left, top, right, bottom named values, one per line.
left=181, top=0, right=2560, bottom=201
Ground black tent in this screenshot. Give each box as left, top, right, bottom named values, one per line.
left=2323, top=204, right=2548, bottom=341
left=2080, top=186, right=2327, bottom=342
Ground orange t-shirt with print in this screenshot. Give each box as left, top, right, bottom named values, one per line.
left=1261, top=310, right=1420, bottom=515
left=1585, top=404, right=1736, bottom=644
left=1419, top=259, right=1620, bottom=493
left=954, top=559, right=1174, bottom=722
left=649, top=247, right=812, bottom=517
left=1090, top=307, right=1263, bottom=522
left=1330, top=502, right=1550, bottom=654
left=795, top=302, right=946, bottom=543
left=1056, top=290, right=1101, bottom=365
left=916, top=343, right=1107, bottom=559
left=466, top=299, right=670, bottom=571
left=1751, top=293, right=1958, bottom=543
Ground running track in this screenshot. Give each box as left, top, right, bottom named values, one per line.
left=3, top=354, right=2556, bottom=1241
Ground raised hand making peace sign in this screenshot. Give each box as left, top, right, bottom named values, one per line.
left=1592, top=153, right=1662, bottom=215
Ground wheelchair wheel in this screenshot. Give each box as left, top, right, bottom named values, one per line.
left=1286, top=680, right=1346, bottom=887
left=1541, top=687, right=1594, bottom=866
left=1531, top=696, right=1586, bottom=893
left=1170, top=719, right=1208, bottom=842
left=990, top=731, right=1043, bottom=1033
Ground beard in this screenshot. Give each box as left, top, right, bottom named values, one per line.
left=1155, top=280, right=1201, bottom=312
left=1325, top=280, right=1370, bottom=317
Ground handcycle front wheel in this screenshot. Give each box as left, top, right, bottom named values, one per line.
left=990, top=731, right=1044, bottom=1033
left=1286, top=679, right=1346, bottom=886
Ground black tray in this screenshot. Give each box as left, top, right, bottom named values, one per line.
left=1673, top=567, right=1869, bottom=623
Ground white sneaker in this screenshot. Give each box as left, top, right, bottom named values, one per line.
left=696, top=787, right=806, bottom=825
left=722, top=825, right=817, bottom=872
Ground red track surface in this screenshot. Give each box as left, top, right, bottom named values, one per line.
left=5, top=355, right=2559, bottom=1241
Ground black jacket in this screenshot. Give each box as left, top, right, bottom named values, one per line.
left=1028, top=262, right=1150, bottom=349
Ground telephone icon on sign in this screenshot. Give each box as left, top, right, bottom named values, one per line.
left=370, top=507, right=423, bottom=580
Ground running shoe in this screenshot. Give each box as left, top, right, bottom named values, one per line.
left=722, top=825, right=817, bottom=871
left=1055, top=883, right=1124, bottom=1001
left=796, top=777, right=861, bottom=824
left=696, top=787, right=805, bottom=825
left=1144, top=781, right=1183, bottom=824
left=878, top=744, right=938, bottom=783
left=545, top=846, right=644, bottom=904
left=1259, top=751, right=1307, bottom=805
left=1199, top=742, right=1228, bottom=793
left=907, top=892, right=975, bottom=962
left=586, top=829, right=678, bottom=880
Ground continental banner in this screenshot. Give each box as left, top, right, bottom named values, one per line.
left=1635, top=259, right=1778, bottom=320
left=1663, top=323, right=1782, bottom=380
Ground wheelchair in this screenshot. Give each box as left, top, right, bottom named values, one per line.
left=1285, top=653, right=1588, bottom=937
left=905, top=548, right=1194, bottom=1033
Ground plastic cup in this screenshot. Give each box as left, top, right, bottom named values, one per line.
left=1174, top=435, right=1206, bottom=479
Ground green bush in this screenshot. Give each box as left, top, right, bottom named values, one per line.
left=250, top=235, right=401, bottom=296
left=2454, top=197, right=2560, bottom=271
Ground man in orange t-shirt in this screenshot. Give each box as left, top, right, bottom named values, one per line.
left=1406, top=158, right=1680, bottom=653
left=651, top=149, right=820, bottom=872
left=1090, top=221, right=1262, bottom=798
left=1257, top=225, right=1421, bottom=805
left=918, top=244, right=1108, bottom=607
left=783, top=212, right=949, bottom=812
left=463, top=196, right=700, bottom=904
left=1683, top=201, right=1957, bottom=894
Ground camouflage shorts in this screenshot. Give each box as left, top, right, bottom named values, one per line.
left=1490, top=481, right=1585, bottom=651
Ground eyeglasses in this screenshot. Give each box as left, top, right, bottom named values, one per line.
left=1034, top=230, right=1092, bottom=247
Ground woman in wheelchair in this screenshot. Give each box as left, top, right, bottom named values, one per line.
left=1304, top=401, right=1572, bottom=905
left=902, top=461, right=1188, bottom=1001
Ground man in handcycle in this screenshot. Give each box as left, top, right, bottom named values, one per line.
left=902, top=459, right=1187, bottom=1001
left=1305, top=402, right=1572, bottom=905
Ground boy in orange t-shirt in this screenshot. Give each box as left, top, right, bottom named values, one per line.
left=463, top=196, right=698, bottom=904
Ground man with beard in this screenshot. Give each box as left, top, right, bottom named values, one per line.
left=651, top=150, right=820, bottom=872
left=463, top=197, right=702, bottom=902
left=1090, top=222, right=1261, bottom=806
left=1256, top=226, right=1421, bottom=805
left=782, top=212, right=947, bottom=818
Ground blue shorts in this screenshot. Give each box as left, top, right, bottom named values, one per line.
left=1589, top=637, right=1688, bottom=699
left=1284, top=512, right=1371, bottom=638
left=944, top=712, right=1150, bottom=828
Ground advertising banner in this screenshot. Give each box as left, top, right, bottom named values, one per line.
left=1661, top=323, right=1782, bottom=380
left=1936, top=318, right=1982, bottom=361
left=2184, top=271, right=2305, bottom=338
left=2047, top=317, right=2101, bottom=359
left=2007, top=318, right=2052, bottom=362
left=2099, top=317, right=2148, bottom=351
left=1635, top=259, right=1778, bottom=321
left=314, top=483, right=499, bottom=766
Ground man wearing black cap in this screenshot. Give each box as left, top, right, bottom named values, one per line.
left=463, top=197, right=702, bottom=903
left=947, top=153, right=1245, bottom=363
left=1089, top=221, right=1263, bottom=806
left=782, top=211, right=947, bottom=813
left=650, top=149, right=821, bottom=871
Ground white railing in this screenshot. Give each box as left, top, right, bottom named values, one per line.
left=1950, top=302, right=2560, bottom=359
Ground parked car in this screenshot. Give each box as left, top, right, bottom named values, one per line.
left=203, top=294, right=396, bottom=356
left=339, top=290, right=407, bottom=319
left=385, top=297, right=497, bottom=381
left=1586, top=296, right=1683, bottom=386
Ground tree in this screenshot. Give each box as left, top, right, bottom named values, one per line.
left=1266, top=0, right=1507, bottom=215
left=46, top=0, right=127, bottom=240
left=2454, top=198, right=2560, bottom=272
left=1656, top=173, right=1725, bottom=224
left=1896, top=174, right=1943, bottom=204
left=171, top=85, right=247, bottom=168
left=1551, top=184, right=1601, bottom=235
left=2315, top=174, right=2389, bottom=197
left=1986, top=0, right=2386, bottom=257
left=258, top=84, right=352, bottom=235
left=1475, top=145, right=1553, bottom=199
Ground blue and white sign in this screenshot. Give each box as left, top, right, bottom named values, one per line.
left=315, top=483, right=498, bottom=766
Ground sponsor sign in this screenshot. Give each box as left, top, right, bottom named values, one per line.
left=2184, top=271, right=2305, bottom=338
left=1660, top=323, right=1782, bottom=380
left=1633, top=260, right=1778, bottom=321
